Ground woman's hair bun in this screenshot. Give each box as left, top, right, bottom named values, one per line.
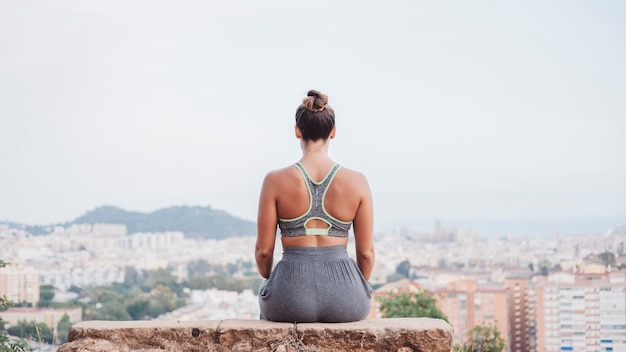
left=307, top=90, right=322, bottom=98
left=295, top=89, right=335, bottom=141
left=302, top=89, right=328, bottom=112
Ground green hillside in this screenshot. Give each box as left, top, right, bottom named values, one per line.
left=73, top=205, right=256, bottom=239
left=5, top=206, right=256, bottom=239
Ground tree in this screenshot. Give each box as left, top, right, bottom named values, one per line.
left=187, top=259, right=212, bottom=278
left=55, top=314, right=72, bottom=345
left=538, top=260, right=550, bottom=276
left=37, top=285, right=55, bottom=307
left=377, top=289, right=448, bottom=322
left=0, top=259, right=32, bottom=352
left=240, top=261, right=254, bottom=272
left=395, top=260, right=411, bottom=278
left=186, top=276, right=212, bottom=290
left=7, top=321, right=53, bottom=344
left=454, top=323, right=506, bottom=352
left=226, top=263, right=238, bottom=276
left=87, top=302, right=132, bottom=321
left=123, top=266, right=140, bottom=287
left=385, top=273, right=406, bottom=284
left=125, top=299, right=150, bottom=320
left=145, top=269, right=182, bottom=295
left=599, top=251, right=616, bottom=267
left=79, top=268, right=189, bottom=322
left=150, top=285, right=178, bottom=312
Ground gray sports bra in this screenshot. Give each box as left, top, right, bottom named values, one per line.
left=278, top=162, right=352, bottom=237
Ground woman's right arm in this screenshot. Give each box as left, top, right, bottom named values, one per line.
left=255, top=172, right=279, bottom=279
left=352, top=173, right=375, bottom=281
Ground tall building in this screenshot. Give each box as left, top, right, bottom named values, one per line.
left=435, top=279, right=509, bottom=345
left=0, top=265, right=40, bottom=305
left=506, top=276, right=536, bottom=352
left=526, top=280, right=538, bottom=352
left=535, top=270, right=626, bottom=352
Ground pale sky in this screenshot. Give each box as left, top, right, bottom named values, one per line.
left=1, top=1, right=625, bottom=230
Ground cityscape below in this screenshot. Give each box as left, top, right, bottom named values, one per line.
left=1, top=206, right=625, bottom=351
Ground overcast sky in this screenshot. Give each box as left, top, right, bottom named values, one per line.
left=1, top=1, right=624, bottom=230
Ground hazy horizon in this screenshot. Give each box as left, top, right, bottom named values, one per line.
left=1, top=1, right=625, bottom=227
left=3, top=201, right=624, bottom=240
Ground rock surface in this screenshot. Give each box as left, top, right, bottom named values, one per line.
left=57, top=318, right=453, bottom=352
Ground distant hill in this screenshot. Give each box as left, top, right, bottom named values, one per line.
left=72, top=205, right=256, bottom=239
left=5, top=206, right=256, bottom=239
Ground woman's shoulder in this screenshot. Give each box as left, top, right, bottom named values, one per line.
left=337, top=164, right=368, bottom=181
left=263, top=164, right=301, bottom=183
left=336, top=164, right=370, bottom=189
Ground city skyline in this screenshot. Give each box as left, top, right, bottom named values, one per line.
left=1, top=1, right=625, bottom=225
left=2, top=202, right=624, bottom=239
left=2, top=216, right=625, bottom=350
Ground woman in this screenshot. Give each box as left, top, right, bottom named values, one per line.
left=255, top=89, right=375, bottom=323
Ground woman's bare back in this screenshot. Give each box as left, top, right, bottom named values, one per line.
left=270, top=162, right=368, bottom=247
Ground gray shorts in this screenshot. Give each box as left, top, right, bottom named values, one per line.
left=258, top=245, right=372, bottom=323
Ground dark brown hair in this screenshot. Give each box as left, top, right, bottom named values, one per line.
left=295, top=90, right=335, bottom=142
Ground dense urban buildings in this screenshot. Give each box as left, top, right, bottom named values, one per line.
left=535, top=270, right=626, bottom=352
left=1, top=222, right=625, bottom=351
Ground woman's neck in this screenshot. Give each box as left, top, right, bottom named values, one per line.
left=300, top=139, right=332, bottom=164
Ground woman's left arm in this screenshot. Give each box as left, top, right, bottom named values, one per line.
left=255, top=172, right=279, bottom=279
left=352, top=173, right=375, bottom=281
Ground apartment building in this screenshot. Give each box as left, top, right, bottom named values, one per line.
left=39, top=265, right=125, bottom=291
left=535, top=270, right=626, bottom=352
left=117, top=231, right=185, bottom=250
left=435, top=279, right=509, bottom=345
left=0, top=265, right=40, bottom=305
left=506, top=276, right=536, bottom=352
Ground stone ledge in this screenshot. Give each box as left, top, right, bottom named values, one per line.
left=57, top=318, right=453, bottom=352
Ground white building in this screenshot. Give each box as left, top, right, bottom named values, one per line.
left=40, top=265, right=125, bottom=290
left=0, top=265, right=40, bottom=305
left=536, top=270, right=626, bottom=352
left=118, top=231, right=184, bottom=250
